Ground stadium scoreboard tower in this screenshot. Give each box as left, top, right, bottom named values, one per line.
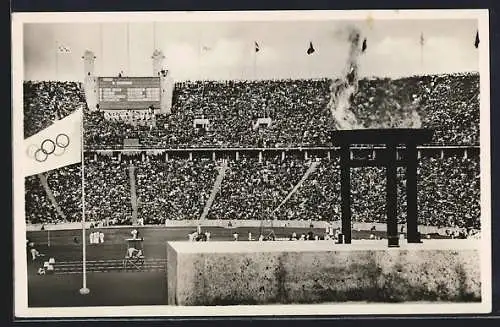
left=97, top=77, right=161, bottom=110
left=82, top=49, right=174, bottom=114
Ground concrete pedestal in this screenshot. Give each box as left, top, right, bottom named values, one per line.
left=166, top=240, right=480, bottom=306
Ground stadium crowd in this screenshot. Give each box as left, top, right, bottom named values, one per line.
left=23, top=72, right=481, bottom=231
left=25, top=154, right=481, bottom=230
left=25, top=164, right=81, bottom=224
left=24, top=81, right=87, bottom=138
left=79, top=72, right=479, bottom=149
left=134, top=157, right=217, bottom=224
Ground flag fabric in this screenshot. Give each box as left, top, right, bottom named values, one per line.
left=255, top=41, right=260, bottom=53
left=420, top=33, right=425, bottom=46
left=474, top=30, right=480, bottom=48
left=57, top=44, right=71, bottom=54
left=24, top=108, right=82, bottom=177
left=201, top=45, right=212, bottom=52
left=361, top=38, right=367, bottom=52
left=307, top=41, right=315, bottom=55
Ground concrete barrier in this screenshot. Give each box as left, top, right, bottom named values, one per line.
left=166, top=240, right=480, bottom=305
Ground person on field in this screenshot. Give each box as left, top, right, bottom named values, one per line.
left=131, top=229, right=141, bottom=240
left=28, top=241, right=44, bottom=261
left=99, top=231, right=104, bottom=244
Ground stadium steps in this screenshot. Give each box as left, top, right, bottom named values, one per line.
left=129, top=165, right=138, bottom=224
left=50, top=258, right=167, bottom=274
left=37, top=173, right=67, bottom=220
left=199, top=161, right=229, bottom=220
left=273, top=160, right=321, bottom=213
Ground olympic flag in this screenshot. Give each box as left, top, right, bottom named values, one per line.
left=23, top=108, right=83, bottom=177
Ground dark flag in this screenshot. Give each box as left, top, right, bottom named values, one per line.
left=474, top=31, right=480, bottom=48
left=420, top=32, right=425, bottom=46
left=255, top=41, right=260, bottom=53
left=361, top=38, right=367, bottom=52
left=307, top=41, right=315, bottom=55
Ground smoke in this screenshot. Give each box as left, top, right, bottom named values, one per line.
left=328, top=26, right=423, bottom=130
left=328, top=27, right=364, bottom=130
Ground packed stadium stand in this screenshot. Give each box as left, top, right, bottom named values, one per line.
left=25, top=164, right=82, bottom=224
left=23, top=72, right=481, bottom=231
left=81, top=73, right=479, bottom=149
left=24, top=81, right=87, bottom=139
left=25, top=153, right=480, bottom=230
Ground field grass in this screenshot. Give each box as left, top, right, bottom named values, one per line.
left=25, top=226, right=445, bottom=307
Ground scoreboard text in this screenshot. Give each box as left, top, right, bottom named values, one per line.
left=98, top=77, right=161, bottom=110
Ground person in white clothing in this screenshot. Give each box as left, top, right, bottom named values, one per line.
left=233, top=232, right=239, bottom=241
left=248, top=232, right=252, bottom=241
left=28, top=242, right=43, bottom=261
left=99, top=232, right=104, bottom=244
left=131, top=229, right=138, bottom=239
left=205, top=232, right=211, bottom=241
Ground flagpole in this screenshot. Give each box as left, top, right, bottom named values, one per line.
left=420, top=33, right=424, bottom=73
left=153, top=22, right=156, bottom=50
left=55, top=41, right=58, bottom=81
left=127, top=23, right=130, bottom=75
left=420, top=45, right=423, bottom=71
left=79, top=109, right=90, bottom=295
left=100, top=24, right=103, bottom=76
left=254, top=47, right=257, bottom=80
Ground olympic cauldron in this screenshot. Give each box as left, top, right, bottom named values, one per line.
left=165, top=128, right=481, bottom=306
left=331, top=128, right=434, bottom=247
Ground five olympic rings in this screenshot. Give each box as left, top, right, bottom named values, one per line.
left=27, top=133, right=70, bottom=163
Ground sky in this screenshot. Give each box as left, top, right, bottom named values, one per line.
left=23, top=18, right=479, bottom=82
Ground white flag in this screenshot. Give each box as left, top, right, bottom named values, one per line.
left=23, top=109, right=82, bottom=177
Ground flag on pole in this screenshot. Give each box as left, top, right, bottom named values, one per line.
left=57, top=44, right=71, bottom=54
left=201, top=45, right=212, bottom=52
left=255, top=41, right=260, bottom=53
left=307, top=41, right=315, bottom=55
left=420, top=32, right=425, bottom=46
left=361, top=38, right=367, bottom=53
left=474, top=30, right=480, bottom=48
left=24, top=108, right=83, bottom=177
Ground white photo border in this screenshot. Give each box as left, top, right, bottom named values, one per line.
left=12, top=9, right=492, bottom=318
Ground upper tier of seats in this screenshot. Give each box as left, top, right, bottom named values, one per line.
left=24, top=81, right=87, bottom=138
left=23, top=73, right=479, bottom=147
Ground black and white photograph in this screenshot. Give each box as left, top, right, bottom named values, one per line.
left=12, top=10, right=491, bottom=317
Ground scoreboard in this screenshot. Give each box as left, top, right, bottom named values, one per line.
left=98, top=77, right=161, bottom=110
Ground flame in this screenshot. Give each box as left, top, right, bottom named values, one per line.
left=328, top=27, right=364, bottom=130
left=328, top=26, right=423, bottom=130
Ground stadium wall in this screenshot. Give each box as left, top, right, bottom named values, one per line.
left=166, top=240, right=481, bottom=305
left=25, top=220, right=449, bottom=235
